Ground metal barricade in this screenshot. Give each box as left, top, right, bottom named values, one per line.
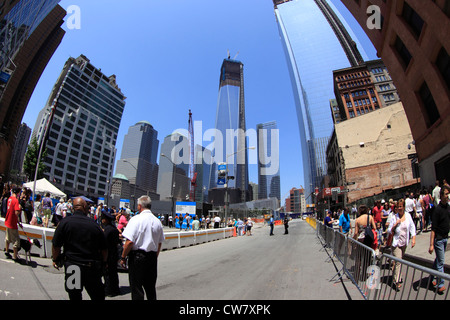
left=314, top=220, right=450, bottom=300
left=343, top=236, right=377, bottom=299
left=373, top=253, right=450, bottom=300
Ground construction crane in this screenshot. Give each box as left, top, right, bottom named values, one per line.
left=188, top=109, right=197, bottom=201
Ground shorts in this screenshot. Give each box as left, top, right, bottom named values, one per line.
left=5, top=228, right=20, bottom=249
left=43, top=209, right=52, bottom=218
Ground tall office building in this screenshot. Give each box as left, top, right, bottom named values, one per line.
left=209, top=57, right=250, bottom=203
left=194, top=144, right=212, bottom=203
left=32, top=55, right=126, bottom=198
left=257, top=121, right=280, bottom=201
left=157, top=133, right=191, bottom=202
left=115, top=121, right=159, bottom=193
left=272, top=0, right=369, bottom=198
left=0, top=0, right=65, bottom=174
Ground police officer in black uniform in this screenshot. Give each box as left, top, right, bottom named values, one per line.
left=101, top=210, right=121, bottom=297
left=52, top=197, right=107, bottom=300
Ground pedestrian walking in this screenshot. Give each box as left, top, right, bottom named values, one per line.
left=4, top=186, right=22, bottom=262
left=284, top=216, right=289, bottom=235
left=179, top=214, right=184, bottom=231
left=269, top=215, right=274, bottom=236
left=120, top=196, right=165, bottom=300
left=101, top=211, right=121, bottom=297
left=185, top=213, right=191, bottom=231
left=428, top=185, right=450, bottom=294
left=214, top=215, right=221, bottom=229
left=324, top=211, right=335, bottom=228
left=246, top=218, right=253, bottom=236
left=432, top=180, right=441, bottom=206
left=168, top=214, right=173, bottom=228
left=192, top=216, right=200, bottom=231
left=32, top=194, right=43, bottom=226
left=339, top=208, right=351, bottom=235
left=387, top=199, right=416, bottom=291
left=52, top=197, right=108, bottom=300
left=236, top=218, right=244, bottom=236
left=42, top=192, right=52, bottom=228
left=52, top=198, right=65, bottom=227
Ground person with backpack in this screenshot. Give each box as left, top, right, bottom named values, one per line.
left=353, top=205, right=377, bottom=247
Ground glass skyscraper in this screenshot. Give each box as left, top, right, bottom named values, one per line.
left=210, top=57, right=250, bottom=203
left=0, top=0, right=65, bottom=175
left=272, top=0, right=369, bottom=198
left=32, top=55, right=126, bottom=198
left=115, top=121, right=159, bottom=193
left=257, top=121, right=281, bottom=201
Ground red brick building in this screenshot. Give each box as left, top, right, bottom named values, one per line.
left=341, top=0, right=450, bottom=188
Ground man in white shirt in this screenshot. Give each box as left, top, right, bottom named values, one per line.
left=120, top=196, right=165, bottom=300
left=214, top=215, right=221, bottom=229
left=432, top=180, right=441, bottom=205
left=405, top=192, right=416, bottom=217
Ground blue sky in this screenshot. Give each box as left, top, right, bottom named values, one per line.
left=23, top=0, right=377, bottom=204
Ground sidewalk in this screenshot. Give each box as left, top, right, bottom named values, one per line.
left=401, top=230, right=450, bottom=273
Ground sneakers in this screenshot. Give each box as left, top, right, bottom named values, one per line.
left=437, top=286, right=446, bottom=294
left=432, top=280, right=446, bottom=294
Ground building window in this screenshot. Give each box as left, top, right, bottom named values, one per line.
left=435, top=47, right=450, bottom=91
left=394, top=36, right=413, bottom=69
left=402, top=2, right=424, bottom=39
left=419, top=82, right=440, bottom=127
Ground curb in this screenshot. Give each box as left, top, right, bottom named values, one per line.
left=403, top=253, right=450, bottom=274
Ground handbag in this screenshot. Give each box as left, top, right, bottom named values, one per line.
left=363, top=214, right=375, bottom=246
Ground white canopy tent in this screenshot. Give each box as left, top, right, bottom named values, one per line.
left=23, top=178, right=66, bottom=199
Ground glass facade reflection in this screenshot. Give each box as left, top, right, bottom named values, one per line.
left=273, top=0, right=368, bottom=198
left=0, top=0, right=60, bottom=71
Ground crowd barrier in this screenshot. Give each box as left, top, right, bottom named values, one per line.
left=0, top=218, right=235, bottom=259
left=315, top=220, right=450, bottom=300
left=161, top=227, right=234, bottom=251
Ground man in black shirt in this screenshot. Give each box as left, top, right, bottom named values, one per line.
left=52, top=197, right=107, bottom=300
left=101, top=211, right=121, bottom=297
left=429, top=185, right=450, bottom=294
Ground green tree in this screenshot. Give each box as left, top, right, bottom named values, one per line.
left=23, top=137, right=47, bottom=181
